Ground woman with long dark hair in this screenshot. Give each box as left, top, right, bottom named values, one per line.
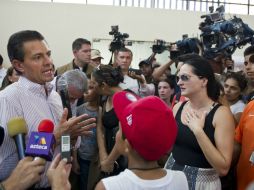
left=165, top=56, right=235, bottom=190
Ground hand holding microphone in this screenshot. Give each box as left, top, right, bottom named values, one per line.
left=2, top=118, right=46, bottom=190
left=25, top=119, right=55, bottom=161
left=1, top=157, right=46, bottom=190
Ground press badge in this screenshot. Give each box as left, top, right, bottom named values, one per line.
left=249, top=152, right=254, bottom=165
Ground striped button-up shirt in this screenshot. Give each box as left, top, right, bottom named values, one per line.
left=0, top=76, right=63, bottom=187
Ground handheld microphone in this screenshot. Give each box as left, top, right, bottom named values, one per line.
left=57, top=79, right=72, bottom=119
left=25, top=120, right=55, bottom=161
left=0, top=126, right=4, bottom=147
left=7, top=117, right=28, bottom=160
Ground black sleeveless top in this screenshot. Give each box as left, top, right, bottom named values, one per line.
left=102, top=102, right=119, bottom=153
left=172, top=101, right=221, bottom=168
left=102, top=108, right=119, bottom=130
left=101, top=100, right=128, bottom=174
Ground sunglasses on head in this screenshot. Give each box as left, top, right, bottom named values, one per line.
left=176, top=74, right=203, bottom=83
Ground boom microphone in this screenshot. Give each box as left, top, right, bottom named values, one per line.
left=25, top=120, right=55, bottom=161
left=0, top=126, right=4, bottom=147
left=57, top=79, right=72, bottom=119
left=7, top=117, right=28, bottom=160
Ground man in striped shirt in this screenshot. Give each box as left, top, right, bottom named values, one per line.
left=0, top=30, right=95, bottom=189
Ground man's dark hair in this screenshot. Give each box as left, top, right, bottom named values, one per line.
left=244, top=45, right=254, bottom=57
left=72, top=38, right=91, bottom=51
left=0, top=54, right=3, bottom=66
left=116, top=47, right=133, bottom=57
left=92, top=65, right=124, bottom=87
left=7, top=30, right=45, bottom=62
left=176, top=53, right=201, bottom=67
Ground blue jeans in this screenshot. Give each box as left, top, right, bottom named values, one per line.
left=78, top=156, right=91, bottom=190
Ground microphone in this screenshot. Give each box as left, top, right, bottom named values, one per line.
left=57, top=79, right=72, bottom=119
left=0, top=126, right=4, bottom=147
left=7, top=117, right=28, bottom=160
left=25, top=120, right=55, bottom=161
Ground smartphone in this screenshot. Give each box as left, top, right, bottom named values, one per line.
left=128, top=68, right=142, bottom=75
left=61, top=135, right=71, bottom=163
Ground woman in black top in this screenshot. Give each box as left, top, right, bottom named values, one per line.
left=91, top=65, right=126, bottom=176
left=165, top=56, right=235, bottom=190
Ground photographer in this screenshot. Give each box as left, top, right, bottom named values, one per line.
left=113, top=47, right=154, bottom=97
left=108, top=26, right=154, bottom=97
left=152, top=59, right=174, bottom=82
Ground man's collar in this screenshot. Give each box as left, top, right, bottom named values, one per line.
left=18, top=76, right=54, bottom=97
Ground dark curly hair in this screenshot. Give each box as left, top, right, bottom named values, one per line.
left=92, top=65, right=124, bottom=87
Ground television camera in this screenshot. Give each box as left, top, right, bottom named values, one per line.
left=109, top=25, right=129, bottom=52
left=152, top=36, right=201, bottom=60
left=199, top=5, right=254, bottom=58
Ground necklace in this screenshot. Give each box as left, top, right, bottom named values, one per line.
left=128, top=166, right=161, bottom=171
left=188, top=101, right=216, bottom=113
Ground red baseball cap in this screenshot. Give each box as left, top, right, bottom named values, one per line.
left=113, top=91, right=177, bottom=161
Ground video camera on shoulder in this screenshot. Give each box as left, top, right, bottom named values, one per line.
left=152, top=39, right=169, bottom=54
left=152, top=36, right=201, bottom=60
left=109, top=25, right=129, bottom=52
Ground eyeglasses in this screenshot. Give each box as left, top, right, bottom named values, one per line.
left=176, top=74, right=203, bottom=83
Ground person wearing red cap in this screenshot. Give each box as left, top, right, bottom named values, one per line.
left=95, top=91, right=188, bottom=190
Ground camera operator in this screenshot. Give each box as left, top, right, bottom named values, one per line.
left=152, top=59, right=174, bottom=82
left=113, top=47, right=154, bottom=97
left=108, top=26, right=154, bottom=97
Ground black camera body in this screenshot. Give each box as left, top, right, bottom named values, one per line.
left=109, top=25, right=129, bottom=52
left=128, top=68, right=142, bottom=75
left=152, top=37, right=201, bottom=60
left=152, top=39, right=168, bottom=54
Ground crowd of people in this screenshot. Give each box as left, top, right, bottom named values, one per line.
left=0, top=29, right=254, bottom=190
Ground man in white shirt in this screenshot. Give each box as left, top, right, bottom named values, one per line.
left=113, top=47, right=155, bottom=97
left=0, top=30, right=95, bottom=189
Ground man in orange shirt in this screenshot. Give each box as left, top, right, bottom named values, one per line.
left=234, top=100, right=254, bottom=190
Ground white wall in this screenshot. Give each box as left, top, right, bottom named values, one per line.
left=0, top=0, right=253, bottom=69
